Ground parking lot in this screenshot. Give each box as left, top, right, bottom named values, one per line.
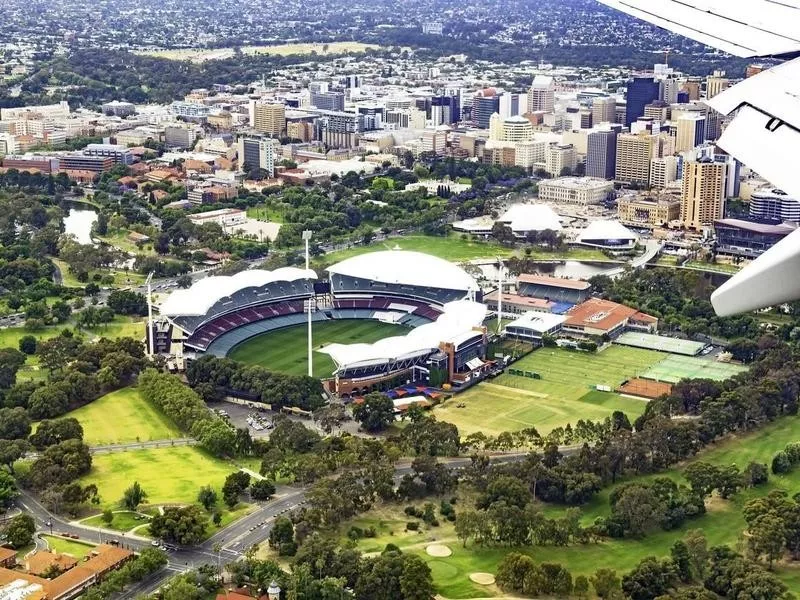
left=208, top=401, right=275, bottom=438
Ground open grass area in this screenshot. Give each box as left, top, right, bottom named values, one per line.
left=643, top=354, right=748, bottom=383
left=42, top=535, right=95, bottom=559
left=685, top=260, right=741, bottom=274
left=228, top=319, right=408, bottom=378
left=322, top=234, right=516, bottom=264
left=435, top=385, right=648, bottom=437
left=247, top=204, right=287, bottom=224
left=81, top=446, right=238, bottom=508
left=135, top=41, right=379, bottom=62
left=51, top=257, right=148, bottom=289
left=344, top=415, right=800, bottom=598
left=66, top=387, right=181, bottom=446
left=81, top=511, right=150, bottom=532
left=436, top=346, right=662, bottom=437
left=80, top=316, right=145, bottom=342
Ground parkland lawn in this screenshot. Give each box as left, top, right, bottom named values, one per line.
left=65, top=387, right=181, bottom=445
left=321, top=234, right=515, bottom=264
left=228, top=319, right=408, bottom=378
left=345, top=415, right=800, bottom=598
left=42, top=536, right=95, bottom=559
left=435, top=346, right=662, bottom=436
left=81, top=446, right=238, bottom=508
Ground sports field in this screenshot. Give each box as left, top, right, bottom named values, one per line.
left=614, top=331, right=706, bottom=356
left=435, top=346, right=662, bottom=436
left=228, top=319, right=408, bottom=377
left=81, top=446, right=237, bottom=508
left=642, top=354, right=748, bottom=383
left=322, top=234, right=515, bottom=264
left=65, top=387, right=181, bottom=446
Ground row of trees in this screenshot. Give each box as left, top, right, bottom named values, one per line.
left=137, top=369, right=246, bottom=458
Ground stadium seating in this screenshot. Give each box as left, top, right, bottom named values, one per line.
left=331, top=274, right=469, bottom=305
left=206, top=312, right=331, bottom=357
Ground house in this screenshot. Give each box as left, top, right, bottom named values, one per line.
left=0, top=547, right=16, bottom=569
left=25, top=551, right=78, bottom=577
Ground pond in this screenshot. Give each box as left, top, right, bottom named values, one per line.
left=62, top=202, right=98, bottom=245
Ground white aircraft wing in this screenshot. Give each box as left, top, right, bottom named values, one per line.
left=598, top=0, right=800, bottom=316
left=597, top=0, right=800, bottom=58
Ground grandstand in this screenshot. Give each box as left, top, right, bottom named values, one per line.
left=517, top=274, right=592, bottom=305
left=153, top=250, right=491, bottom=395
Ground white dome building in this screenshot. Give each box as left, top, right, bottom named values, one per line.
left=497, top=203, right=562, bottom=238
left=576, top=220, right=638, bottom=249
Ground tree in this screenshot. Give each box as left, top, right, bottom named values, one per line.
left=0, top=348, right=26, bottom=388
left=0, top=407, right=31, bottom=440
left=222, top=471, right=251, bottom=508
left=122, top=481, right=147, bottom=511
left=27, top=386, right=69, bottom=420
left=744, top=461, right=769, bottom=487
left=102, top=509, right=114, bottom=525
left=622, top=557, right=677, bottom=600
left=176, top=274, right=193, bottom=289
left=610, top=484, right=665, bottom=538
left=6, top=514, right=35, bottom=548
left=590, top=568, right=621, bottom=600
left=352, top=393, right=395, bottom=433
left=29, top=418, right=83, bottom=450
left=575, top=575, right=590, bottom=598
left=197, top=486, right=218, bottom=511
left=748, top=513, right=786, bottom=568
left=399, top=554, right=435, bottom=600
left=0, top=470, right=19, bottom=510
left=683, top=530, right=709, bottom=580
left=671, top=540, right=693, bottom=582
left=107, top=290, right=147, bottom=315
left=269, top=516, right=296, bottom=556
left=150, top=505, right=208, bottom=545
left=18, top=335, right=37, bottom=355
left=250, top=479, right=276, bottom=501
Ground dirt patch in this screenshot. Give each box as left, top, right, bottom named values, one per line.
left=469, top=573, right=496, bottom=585
left=426, top=544, right=452, bottom=557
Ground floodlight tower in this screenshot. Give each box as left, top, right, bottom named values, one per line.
left=496, top=257, right=505, bottom=335
left=145, top=271, right=155, bottom=358
left=302, top=230, right=314, bottom=377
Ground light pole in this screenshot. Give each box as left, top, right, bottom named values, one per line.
left=145, top=271, right=155, bottom=358
left=302, top=230, right=313, bottom=377
left=496, top=257, right=505, bottom=335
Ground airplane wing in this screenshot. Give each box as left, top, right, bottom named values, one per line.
left=596, top=0, right=800, bottom=58
left=597, top=0, right=800, bottom=316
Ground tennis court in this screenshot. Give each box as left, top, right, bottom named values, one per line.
left=614, top=332, right=706, bottom=356
left=642, top=354, right=748, bottom=383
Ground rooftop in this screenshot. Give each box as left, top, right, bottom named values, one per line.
left=565, top=297, right=642, bottom=332
left=505, top=311, right=567, bottom=333
left=539, top=177, right=614, bottom=190
left=714, top=219, right=796, bottom=235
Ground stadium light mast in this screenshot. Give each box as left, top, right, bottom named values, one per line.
left=302, top=230, right=313, bottom=377
left=145, top=271, right=155, bottom=358
left=496, top=257, right=504, bottom=335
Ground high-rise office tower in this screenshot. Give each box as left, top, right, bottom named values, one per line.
left=250, top=101, right=286, bottom=137
left=660, top=77, right=682, bottom=104
left=474, top=95, right=500, bottom=129
left=310, top=90, right=345, bottom=112
left=489, top=113, right=503, bottom=141
left=545, top=143, right=577, bottom=177
left=675, top=114, right=706, bottom=152
left=587, top=128, right=619, bottom=180
left=237, top=134, right=278, bottom=176
left=431, top=95, right=460, bottom=125
left=528, top=75, right=555, bottom=113
left=615, top=132, right=657, bottom=185
left=705, top=70, right=730, bottom=99
left=625, top=76, right=661, bottom=127
left=591, top=97, right=616, bottom=125
left=680, top=158, right=727, bottom=229
left=650, top=156, right=679, bottom=188
left=502, top=115, right=534, bottom=142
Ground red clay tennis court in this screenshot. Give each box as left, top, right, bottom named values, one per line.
left=618, top=378, right=673, bottom=399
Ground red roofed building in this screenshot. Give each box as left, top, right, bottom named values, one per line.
left=564, top=297, right=657, bottom=338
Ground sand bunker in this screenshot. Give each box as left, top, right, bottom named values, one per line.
left=426, top=544, right=452, bottom=557
left=469, top=572, right=496, bottom=585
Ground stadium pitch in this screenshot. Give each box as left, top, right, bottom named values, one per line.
left=227, top=319, right=409, bottom=378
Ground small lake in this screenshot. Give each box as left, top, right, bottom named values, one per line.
left=478, top=260, right=619, bottom=281
left=62, top=202, right=98, bottom=245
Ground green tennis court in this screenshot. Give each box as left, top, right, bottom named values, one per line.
left=614, top=332, right=706, bottom=356
left=642, top=354, right=748, bottom=383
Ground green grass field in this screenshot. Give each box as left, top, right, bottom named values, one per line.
left=135, top=41, right=380, bottom=62
left=322, top=234, right=516, bottom=264
left=228, top=319, right=408, bottom=378
left=81, top=446, right=238, bottom=508
left=643, top=354, right=748, bottom=383
left=81, top=511, right=149, bottom=533
left=345, top=415, right=800, bottom=599
left=65, top=387, right=181, bottom=446
left=435, top=346, right=662, bottom=437
left=42, top=535, right=95, bottom=558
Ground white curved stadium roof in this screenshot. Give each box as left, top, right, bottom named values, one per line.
left=327, top=250, right=479, bottom=292
left=159, top=267, right=317, bottom=317
left=320, top=300, right=487, bottom=369
left=498, top=204, right=562, bottom=233
left=577, top=220, right=637, bottom=243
